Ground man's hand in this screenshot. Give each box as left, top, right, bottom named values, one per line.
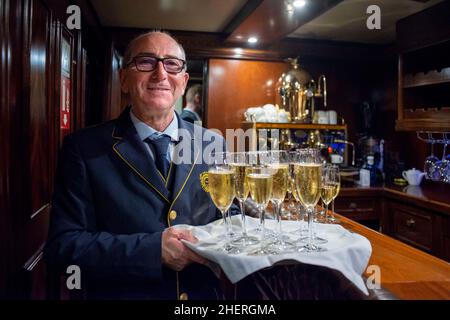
left=161, top=227, right=207, bottom=271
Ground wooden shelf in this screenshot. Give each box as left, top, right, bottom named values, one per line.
left=396, top=118, right=450, bottom=132
left=403, top=67, right=450, bottom=88
left=242, top=122, right=347, bottom=131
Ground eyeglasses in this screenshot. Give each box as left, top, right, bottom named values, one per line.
left=126, top=55, right=186, bottom=74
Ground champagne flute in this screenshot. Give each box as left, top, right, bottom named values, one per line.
left=228, top=152, right=259, bottom=246
left=246, top=165, right=275, bottom=255
left=208, top=162, right=240, bottom=254
left=328, top=165, right=341, bottom=224
left=322, top=164, right=337, bottom=222
left=267, top=151, right=295, bottom=253
left=294, top=148, right=324, bottom=252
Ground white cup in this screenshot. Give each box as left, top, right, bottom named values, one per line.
left=331, top=154, right=343, bottom=164
left=359, top=169, right=370, bottom=186
left=328, top=110, right=337, bottom=125
left=317, top=111, right=328, bottom=124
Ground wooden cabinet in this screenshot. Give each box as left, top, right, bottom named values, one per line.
left=389, top=201, right=433, bottom=252
left=383, top=198, right=448, bottom=261
left=443, top=216, right=450, bottom=262
left=396, top=1, right=450, bottom=132
left=334, top=189, right=382, bottom=231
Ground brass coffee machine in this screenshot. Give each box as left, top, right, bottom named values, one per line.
left=276, top=57, right=327, bottom=123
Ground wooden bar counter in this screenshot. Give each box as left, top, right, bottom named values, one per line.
left=337, top=213, right=450, bottom=300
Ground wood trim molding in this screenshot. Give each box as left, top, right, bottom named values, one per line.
left=23, top=243, right=45, bottom=272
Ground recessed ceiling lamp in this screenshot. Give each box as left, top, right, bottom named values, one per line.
left=293, top=0, right=306, bottom=8
left=248, top=37, right=258, bottom=44
left=286, top=0, right=306, bottom=13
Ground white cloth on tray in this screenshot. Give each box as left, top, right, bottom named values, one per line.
left=178, top=215, right=372, bottom=295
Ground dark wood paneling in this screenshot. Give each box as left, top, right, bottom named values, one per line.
left=0, top=0, right=106, bottom=298
left=108, top=28, right=391, bottom=62
left=0, top=0, right=13, bottom=299
left=397, top=0, right=450, bottom=53
left=226, top=0, right=343, bottom=45
left=103, top=45, right=123, bottom=121
left=206, top=58, right=289, bottom=136
left=27, top=0, right=52, bottom=216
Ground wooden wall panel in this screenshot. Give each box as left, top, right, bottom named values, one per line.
left=206, top=59, right=289, bottom=135
left=206, top=57, right=383, bottom=151
left=0, top=0, right=13, bottom=299
left=103, top=46, right=124, bottom=121
left=0, top=0, right=106, bottom=298
left=28, top=0, right=52, bottom=216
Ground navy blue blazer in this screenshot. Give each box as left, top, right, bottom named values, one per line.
left=45, top=107, right=234, bottom=299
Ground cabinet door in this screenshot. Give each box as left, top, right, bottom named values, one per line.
left=334, top=196, right=379, bottom=221
left=388, top=201, right=433, bottom=253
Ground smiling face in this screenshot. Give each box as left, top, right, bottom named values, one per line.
left=120, top=32, right=189, bottom=119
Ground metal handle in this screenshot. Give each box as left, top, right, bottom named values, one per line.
left=349, top=202, right=357, bottom=209
left=406, top=218, right=415, bottom=228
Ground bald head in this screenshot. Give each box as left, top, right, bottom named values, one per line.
left=122, top=31, right=186, bottom=69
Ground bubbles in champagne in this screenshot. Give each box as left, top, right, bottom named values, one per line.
left=230, top=163, right=249, bottom=200
left=269, top=164, right=289, bottom=203
left=321, top=185, right=335, bottom=205
left=294, top=163, right=322, bottom=208
left=247, top=173, right=273, bottom=207
left=208, top=169, right=235, bottom=212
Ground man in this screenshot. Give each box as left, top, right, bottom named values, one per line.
left=45, top=31, right=229, bottom=299
left=180, top=84, right=202, bottom=123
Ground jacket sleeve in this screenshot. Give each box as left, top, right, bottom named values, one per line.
left=44, top=134, right=164, bottom=283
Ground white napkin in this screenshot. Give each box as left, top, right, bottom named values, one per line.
left=178, top=215, right=372, bottom=295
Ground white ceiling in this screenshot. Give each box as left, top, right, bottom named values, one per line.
left=90, top=0, right=247, bottom=32
left=90, top=0, right=444, bottom=44
left=289, top=0, right=444, bottom=44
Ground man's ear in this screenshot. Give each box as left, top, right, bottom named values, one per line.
left=119, top=69, right=129, bottom=93
left=194, top=93, right=201, bottom=104
left=182, top=72, right=190, bottom=95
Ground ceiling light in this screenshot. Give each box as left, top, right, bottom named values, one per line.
left=293, top=0, right=306, bottom=8
left=248, top=37, right=258, bottom=44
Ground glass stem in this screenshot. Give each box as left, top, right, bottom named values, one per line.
left=260, top=206, right=266, bottom=249
left=325, top=202, right=329, bottom=223
left=307, top=207, right=314, bottom=249
left=331, top=199, right=335, bottom=221
left=259, top=204, right=265, bottom=231
left=239, top=199, right=247, bottom=236
left=275, top=201, right=282, bottom=242
left=222, top=210, right=230, bottom=249
left=225, top=209, right=232, bottom=236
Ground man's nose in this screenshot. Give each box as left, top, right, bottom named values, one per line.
left=151, top=61, right=167, bottom=80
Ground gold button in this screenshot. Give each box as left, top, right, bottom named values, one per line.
left=179, top=292, right=188, bottom=300
left=169, top=210, right=177, bottom=221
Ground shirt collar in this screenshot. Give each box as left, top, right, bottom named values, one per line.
left=183, top=109, right=201, bottom=120
left=130, top=108, right=179, bottom=142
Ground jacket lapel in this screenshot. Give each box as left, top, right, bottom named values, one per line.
left=112, top=107, right=171, bottom=203
left=171, top=114, right=201, bottom=201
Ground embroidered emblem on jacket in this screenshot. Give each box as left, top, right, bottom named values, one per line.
left=200, top=172, right=209, bottom=193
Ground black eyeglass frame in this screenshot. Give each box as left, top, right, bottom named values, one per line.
left=125, top=55, right=186, bottom=74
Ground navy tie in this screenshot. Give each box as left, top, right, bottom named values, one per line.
left=145, top=135, right=171, bottom=179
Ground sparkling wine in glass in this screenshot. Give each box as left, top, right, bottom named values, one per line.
left=229, top=152, right=259, bottom=247
left=294, top=149, right=324, bottom=252
left=247, top=166, right=275, bottom=255
left=208, top=164, right=240, bottom=254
